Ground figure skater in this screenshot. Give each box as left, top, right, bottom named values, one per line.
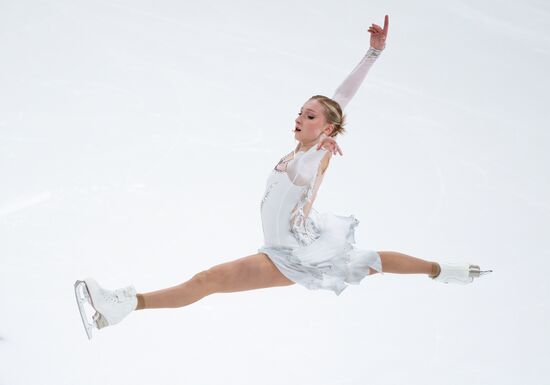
left=74, top=15, right=492, bottom=339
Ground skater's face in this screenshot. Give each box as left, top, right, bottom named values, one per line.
left=294, top=99, right=334, bottom=144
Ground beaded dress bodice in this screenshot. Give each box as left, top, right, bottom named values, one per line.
left=260, top=144, right=329, bottom=248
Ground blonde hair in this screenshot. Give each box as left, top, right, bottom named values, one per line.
left=308, top=95, right=346, bottom=137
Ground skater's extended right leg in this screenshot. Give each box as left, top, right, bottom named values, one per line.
left=75, top=253, right=293, bottom=338
left=136, top=252, right=294, bottom=310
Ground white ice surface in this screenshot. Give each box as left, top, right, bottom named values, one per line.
left=1, top=1, right=549, bottom=384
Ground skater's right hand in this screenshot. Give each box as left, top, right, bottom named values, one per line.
left=317, top=133, right=343, bottom=156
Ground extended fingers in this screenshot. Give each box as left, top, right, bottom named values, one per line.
left=318, top=139, right=343, bottom=155
left=318, top=141, right=331, bottom=151
left=323, top=143, right=337, bottom=155
left=368, top=24, right=383, bottom=34
left=331, top=143, right=342, bottom=156
left=368, top=14, right=389, bottom=34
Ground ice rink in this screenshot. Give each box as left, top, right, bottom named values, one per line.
left=1, top=1, right=549, bottom=384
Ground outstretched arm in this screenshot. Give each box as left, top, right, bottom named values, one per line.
left=332, top=15, right=389, bottom=111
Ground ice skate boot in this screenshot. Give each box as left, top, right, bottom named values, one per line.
left=431, top=263, right=493, bottom=284
left=74, top=278, right=137, bottom=339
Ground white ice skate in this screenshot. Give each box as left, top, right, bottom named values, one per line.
left=431, top=263, right=493, bottom=285
left=74, top=278, right=137, bottom=339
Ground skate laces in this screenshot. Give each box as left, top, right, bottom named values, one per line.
left=99, top=286, right=134, bottom=303
left=114, top=286, right=135, bottom=302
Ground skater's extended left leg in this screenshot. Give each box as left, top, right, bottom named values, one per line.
left=366, top=250, right=492, bottom=284
left=367, top=251, right=438, bottom=276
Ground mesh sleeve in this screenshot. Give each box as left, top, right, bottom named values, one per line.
left=332, top=46, right=383, bottom=111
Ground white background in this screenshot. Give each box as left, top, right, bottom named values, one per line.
left=1, top=1, right=548, bottom=384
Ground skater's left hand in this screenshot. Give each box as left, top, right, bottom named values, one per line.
left=317, top=133, right=343, bottom=156
left=368, top=14, right=389, bottom=51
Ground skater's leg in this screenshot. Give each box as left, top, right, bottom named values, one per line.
left=137, top=252, right=294, bottom=309
left=367, top=251, right=440, bottom=276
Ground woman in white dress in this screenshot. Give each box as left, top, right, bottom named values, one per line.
left=74, top=15, right=491, bottom=340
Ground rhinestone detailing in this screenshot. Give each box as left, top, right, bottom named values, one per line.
left=261, top=180, right=279, bottom=210
left=274, top=152, right=294, bottom=173
left=367, top=46, right=383, bottom=58
left=289, top=171, right=322, bottom=246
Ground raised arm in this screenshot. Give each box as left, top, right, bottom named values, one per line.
left=332, top=15, right=389, bottom=111
left=316, top=15, right=389, bottom=156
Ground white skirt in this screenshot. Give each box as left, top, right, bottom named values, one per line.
left=258, top=212, right=383, bottom=295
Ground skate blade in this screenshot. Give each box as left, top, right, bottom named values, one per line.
left=74, top=280, right=94, bottom=340
left=468, top=265, right=494, bottom=278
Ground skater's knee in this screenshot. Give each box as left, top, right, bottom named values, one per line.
left=192, top=270, right=218, bottom=292
left=192, top=270, right=210, bottom=284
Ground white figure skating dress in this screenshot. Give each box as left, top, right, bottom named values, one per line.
left=258, top=46, right=384, bottom=295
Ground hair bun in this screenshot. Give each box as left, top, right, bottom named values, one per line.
left=308, top=95, right=346, bottom=137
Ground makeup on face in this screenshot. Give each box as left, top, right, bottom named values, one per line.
left=294, top=107, right=318, bottom=132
